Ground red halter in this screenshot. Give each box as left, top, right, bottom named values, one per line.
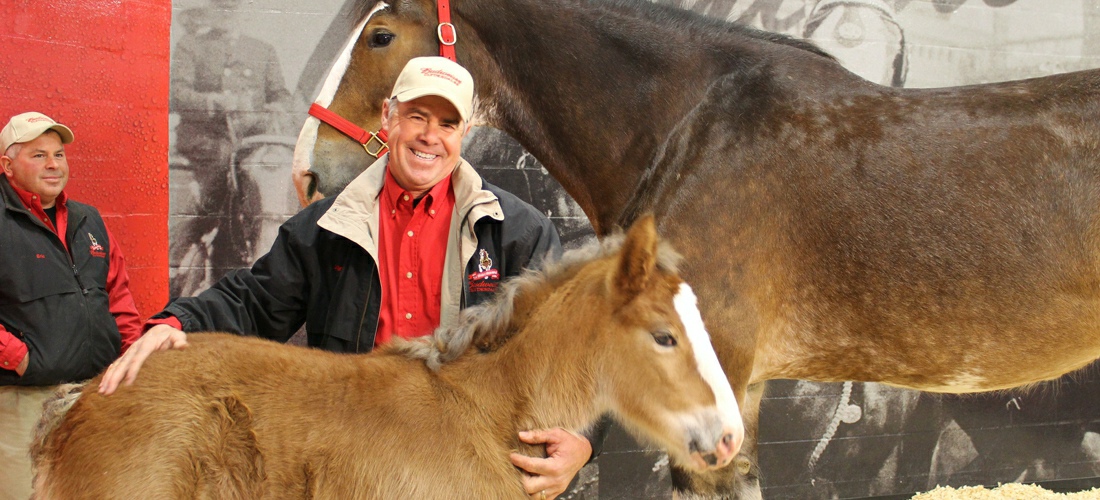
left=308, top=0, right=458, bottom=159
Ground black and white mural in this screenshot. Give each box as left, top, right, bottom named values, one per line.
left=167, top=0, right=1100, bottom=497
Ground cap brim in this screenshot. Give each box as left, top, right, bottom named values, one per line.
left=48, top=124, right=75, bottom=144
left=393, top=88, right=470, bottom=123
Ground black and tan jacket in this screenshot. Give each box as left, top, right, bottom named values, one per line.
left=157, top=155, right=561, bottom=352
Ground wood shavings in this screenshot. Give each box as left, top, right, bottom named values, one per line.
left=912, top=483, right=1100, bottom=500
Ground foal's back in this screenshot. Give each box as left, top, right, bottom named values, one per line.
left=35, top=334, right=524, bottom=499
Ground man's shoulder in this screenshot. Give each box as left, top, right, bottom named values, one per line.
left=64, top=199, right=103, bottom=218
left=479, top=181, right=550, bottom=223
left=290, top=196, right=338, bottom=226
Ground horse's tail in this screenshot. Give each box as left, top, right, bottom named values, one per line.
left=29, top=382, right=86, bottom=499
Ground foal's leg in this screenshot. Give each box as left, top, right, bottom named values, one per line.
left=670, top=382, right=764, bottom=500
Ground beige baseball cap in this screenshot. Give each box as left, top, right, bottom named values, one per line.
left=1, top=112, right=75, bottom=154
left=390, top=56, right=474, bottom=123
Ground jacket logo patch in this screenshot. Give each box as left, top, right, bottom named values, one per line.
left=36, top=254, right=46, bottom=259
left=468, top=248, right=499, bottom=293
left=88, top=233, right=106, bottom=258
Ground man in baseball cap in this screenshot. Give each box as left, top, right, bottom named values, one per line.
left=0, top=111, right=142, bottom=498
left=105, top=57, right=599, bottom=500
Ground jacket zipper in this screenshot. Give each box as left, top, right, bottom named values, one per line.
left=354, top=265, right=377, bottom=353
left=65, top=215, right=90, bottom=295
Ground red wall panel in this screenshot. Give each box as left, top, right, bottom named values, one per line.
left=0, top=0, right=172, bottom=319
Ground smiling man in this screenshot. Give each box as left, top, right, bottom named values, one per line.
left=102, top=57, right=598, bottom=499
left=0, top=112, right=142, bottom=499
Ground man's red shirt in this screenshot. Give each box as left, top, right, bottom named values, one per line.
left=374, top=171, right=455, bottom=346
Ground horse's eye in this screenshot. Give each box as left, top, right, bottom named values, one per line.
left=652, top=331, right=677, bottom=347
left=370, top=31, right=395, bottom=48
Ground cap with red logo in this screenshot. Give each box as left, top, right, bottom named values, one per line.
left=0, top=112, right=75, bottom=153
left=390, top=56, right=475, bottom=123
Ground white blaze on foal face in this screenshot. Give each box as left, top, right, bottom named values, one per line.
left=674, top=283, right=744, bottom=466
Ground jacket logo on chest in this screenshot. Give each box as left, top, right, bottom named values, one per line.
left=468, top=248, right=500, bottom=293
left=88, top=233, right=106, bottom=258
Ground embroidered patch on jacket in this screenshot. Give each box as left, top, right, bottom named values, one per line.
left=88, top=233, right=106, bottom=258
left=468, top=248, right=500, bottom=293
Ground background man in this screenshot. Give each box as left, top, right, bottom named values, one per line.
left=0, top=112, right=142, bottom=500
left=103, top=57, right=595, bottom=499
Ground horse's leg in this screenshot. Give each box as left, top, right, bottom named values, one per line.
left=670, top=382, right=764, bottom=500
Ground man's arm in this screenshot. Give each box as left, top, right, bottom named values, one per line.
left=99, top=208, right=323, bottom=394
left=104, top=225, right=143, bottom=353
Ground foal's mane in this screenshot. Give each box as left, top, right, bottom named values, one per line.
left=388, top=230, right=682, bottom=371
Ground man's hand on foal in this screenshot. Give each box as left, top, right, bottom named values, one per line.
left=98, top=324, right=188, bottom=395
left=510, top=427, right=592, bottom=500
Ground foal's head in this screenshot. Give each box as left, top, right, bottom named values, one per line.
left=395, top=215, right=743, bottom=470
left=583, top=215, right=744, bottom=471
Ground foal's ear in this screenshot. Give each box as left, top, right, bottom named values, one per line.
left=613, top=215, right=659, bottom=305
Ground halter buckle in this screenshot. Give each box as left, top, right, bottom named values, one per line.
left=363, top=132, right=388, bottom=158
left=437, top=23, right=457, bottom=46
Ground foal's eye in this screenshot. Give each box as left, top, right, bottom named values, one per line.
left=652, top=330, right=677, bottom=347
left=370, top=31, right=395, bottom=47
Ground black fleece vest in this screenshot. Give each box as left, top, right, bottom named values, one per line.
left=0, top=178, right=121, bottom=386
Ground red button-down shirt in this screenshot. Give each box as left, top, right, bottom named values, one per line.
left=374, top=171, right=456, bottom=346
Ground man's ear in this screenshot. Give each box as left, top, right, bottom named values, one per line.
left=380, top=99, right=393, bottom=129
left=0, top=156, right=12, bottom=176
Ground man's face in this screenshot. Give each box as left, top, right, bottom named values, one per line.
left=1, top=131, right=69, bottom=208
left=381, top=95, right=467, bottom=199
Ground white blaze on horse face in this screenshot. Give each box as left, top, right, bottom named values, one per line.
left=291, top=2, right=390, bottom=183
left=674, top=284, right=744, bottom=450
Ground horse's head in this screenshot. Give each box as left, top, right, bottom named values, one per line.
left=293, top=0, right=442, bottom=206
left=591, top=215, right=744, bottom=471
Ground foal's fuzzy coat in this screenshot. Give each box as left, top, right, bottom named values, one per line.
left=32, top=216, right=739, bottom=499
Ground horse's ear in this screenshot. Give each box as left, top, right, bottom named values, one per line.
left=613, top=214, right=659, bottom=305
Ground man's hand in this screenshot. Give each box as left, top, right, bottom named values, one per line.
left=98, top=324, right=188, bottom=395
left=509, top=428, right=592, bottom=500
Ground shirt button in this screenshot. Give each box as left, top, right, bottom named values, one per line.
left=403, top=195, right=409, bottom=201
left=430, top=209, right=436, bottom=215
left=391, top=209, right=396, bottom=215
left=406, top=272, right=413, bottom=278
left=407, top=231, right=414, bottom=237
left=2, top=361, right=8, bottom=366
left=405, top=313, right=412, bottom=320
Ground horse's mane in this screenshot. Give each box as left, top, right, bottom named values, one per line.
left=387, top=228, right=682, bottom=371
left=599, top=0, right=836, bottom=60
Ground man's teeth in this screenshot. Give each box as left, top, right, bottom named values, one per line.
left=412, top=150, right=438, bottom=160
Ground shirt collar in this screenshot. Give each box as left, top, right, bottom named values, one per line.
left=10, top=181, right=67, bottom=213
left=381, top=169, right=453, bottom=218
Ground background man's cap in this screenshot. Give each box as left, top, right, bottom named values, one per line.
left=1, top=112, right=75, bottom=153
left=390, top=57, right=474, bottom=123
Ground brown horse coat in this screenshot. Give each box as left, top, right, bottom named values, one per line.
left=293, top=0, right=1100, bottom=496
left=32, top=217, right=742, bottom=499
